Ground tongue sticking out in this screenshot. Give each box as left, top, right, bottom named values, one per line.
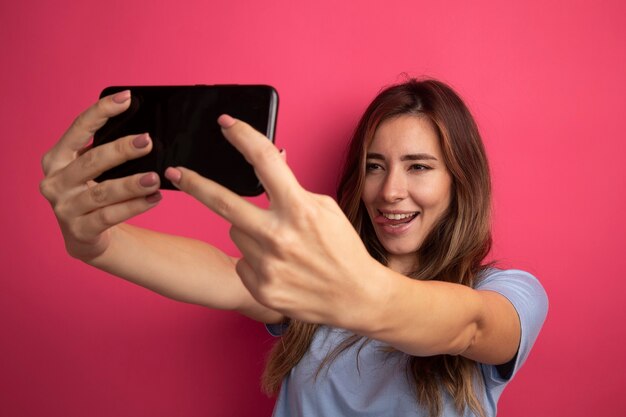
left=386, top=217, right=413, bottom=226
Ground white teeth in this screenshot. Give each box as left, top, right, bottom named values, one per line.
left=382, top=212, right=416, bottom=220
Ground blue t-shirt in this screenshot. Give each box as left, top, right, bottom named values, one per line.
left=267, top=269, right=548, bottom=417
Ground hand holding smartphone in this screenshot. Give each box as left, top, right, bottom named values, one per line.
left=93, top=85, right=278, bottom=196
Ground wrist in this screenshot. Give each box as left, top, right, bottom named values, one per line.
left=84, top=224, right=127, bottom=268
left=337, top=259, right=397, bottom=337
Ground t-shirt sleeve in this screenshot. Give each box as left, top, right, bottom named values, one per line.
left=476, top=269, right=549, bottom=387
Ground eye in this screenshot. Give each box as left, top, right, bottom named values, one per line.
left=366, top=162, right=384, bottom=172
left=409, top=164, right=431, bottom=171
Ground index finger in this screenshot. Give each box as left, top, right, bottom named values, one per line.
left=51, top=91, right=133, bottom=165
left=218, top=115, right=302, bottom=203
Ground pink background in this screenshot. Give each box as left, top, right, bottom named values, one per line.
left=1, top=0, right=625, bottom=415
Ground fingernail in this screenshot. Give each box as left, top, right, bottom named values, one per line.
left=133, top=133, right=150, bottom=149
left=112, top=90, right=131, bottom=104
left=139, top=173, right=158, bottom=187
left=145, top=191, right=162, bottom=203
left=165, top=167, right=182, bottom=184
left=217, top=114, right=237, bottom=128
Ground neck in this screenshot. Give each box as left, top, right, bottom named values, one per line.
left=387, top=253, right=419, bottom=276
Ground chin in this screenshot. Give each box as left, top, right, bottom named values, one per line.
left=379, top=239, right=422, bottom=257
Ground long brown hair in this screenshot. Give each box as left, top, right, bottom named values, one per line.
left=263, top=79, right=492, bottom=417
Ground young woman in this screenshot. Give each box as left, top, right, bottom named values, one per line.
left=40, top=79, right=548, bottom=417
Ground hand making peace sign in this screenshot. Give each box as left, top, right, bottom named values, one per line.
left=165, top=115, right=383, bottom=330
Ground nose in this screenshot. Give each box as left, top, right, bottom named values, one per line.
left=380, top=167, right=408, bottom=203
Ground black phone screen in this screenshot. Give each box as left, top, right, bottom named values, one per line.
left=93, top=85, right=278, bottom=196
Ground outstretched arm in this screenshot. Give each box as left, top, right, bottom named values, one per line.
left=169, top=115, right=521, bottom=365
left=40, top=92, right=283, bottom=324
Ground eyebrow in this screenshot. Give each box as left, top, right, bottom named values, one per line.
left=366, top=152, right=439, bottom=161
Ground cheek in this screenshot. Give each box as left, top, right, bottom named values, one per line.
left=361, top=178, right=378, bottom=206
left=412, top=177, right=452, bottom=211
left=361, top=182, right=382, bottom=222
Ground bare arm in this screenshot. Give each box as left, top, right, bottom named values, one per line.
left=348, top=266, right=520, bottom=364
left=94, top=223, right=284, bottom=323
left=40, top=91, right=283, bottom=324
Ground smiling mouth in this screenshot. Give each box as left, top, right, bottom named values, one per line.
left=380, top=211, right=418, bottom=221
left=376, top=211, right=419, bottom=227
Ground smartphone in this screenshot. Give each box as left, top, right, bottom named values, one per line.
left=92, top=85, right=278, bottom=196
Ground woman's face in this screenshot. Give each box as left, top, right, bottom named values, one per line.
left=361, top=115, right=452, bottom=273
